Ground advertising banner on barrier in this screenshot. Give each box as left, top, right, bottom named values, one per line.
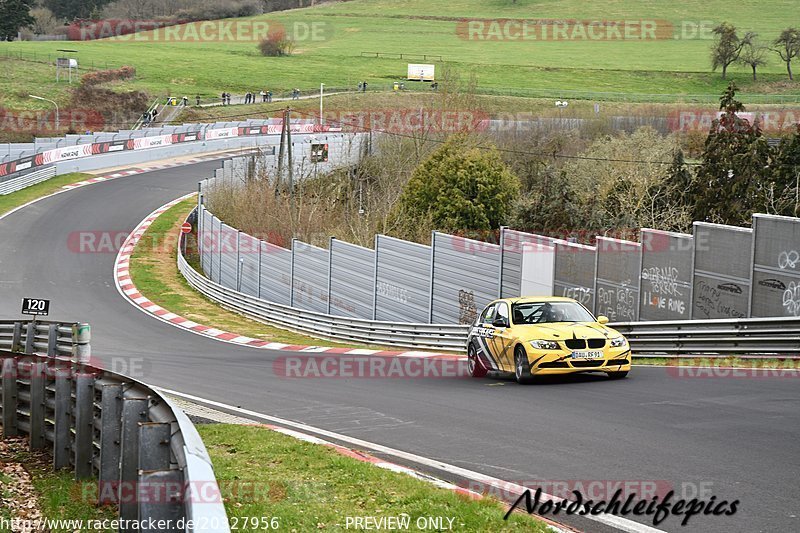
left=172, top=132, right=200, bottom=143
left=92, top=139, right=128, bottom=154
left=133, top=134, right=173, bottom=150
left=0, top=156, right=35, bottom=177
left=41, top=144, right=94, bottom=164
left=204, top=127, right=239, bottom=140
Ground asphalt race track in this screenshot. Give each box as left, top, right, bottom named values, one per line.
left=1, top=161, right=798, bottom=533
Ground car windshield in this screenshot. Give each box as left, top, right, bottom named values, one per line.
left=511, top=301, right=595, bottom=324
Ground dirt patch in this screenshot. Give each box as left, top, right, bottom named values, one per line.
left=0, top=437, right=45, bottom=526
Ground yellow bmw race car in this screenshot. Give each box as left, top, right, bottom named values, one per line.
left=466, top=296, right=631, bottom=383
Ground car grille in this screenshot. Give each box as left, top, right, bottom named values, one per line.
left=564, top=339, right=586, bottom=350
left=588, top=338, right=606, bottom=349
left=539, top=361, right=569, bottom=369
left=570, top=360, right=605, bottom=368
left=605, top=358, right=629, bottom=366
left=564, top=338, right=606, bottom=350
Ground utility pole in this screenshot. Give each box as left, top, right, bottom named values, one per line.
left=286, top=108, right=295, bottom=236
left=276, top=108, right=287, bottom=197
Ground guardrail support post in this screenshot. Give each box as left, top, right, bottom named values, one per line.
left=1, top=358, right=18, bottom=437
left=28, top=362, right=46, bottom=449
left=138, top=470, right=183, bottom=532
left=138, top=422, right=172, bottom=470
left=73, top=323, right=91, bottom=363
left=11, top=322, right=22, bottom=352
left=119, top=397, right=149, bottom=526
left=24, top=322, right=36, bottom=354
left=53, top=368, right=72, bottom=469
left=98, top=383, right=123, bottom=504
left=73, top=373, right=95, bottom=479
left=47, top=324, right=58, bottom=357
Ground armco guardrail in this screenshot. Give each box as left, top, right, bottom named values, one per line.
left=0, top=321, right=230, bottom=532
left=0, top=319, right=90, bottom=359
left=180, top=221, right=800, bottom=357
left=0, top=166, right=57, bottom=195
left=179, top=241, right=470, bottom=351
left=612, top=316, right=800, bottom=356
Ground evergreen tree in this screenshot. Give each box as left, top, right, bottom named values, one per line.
left=692, top=82, right=775, bottom=225
left=774, top=125, right=800, bottom=217
left=0, top=0, right=34, bottom=41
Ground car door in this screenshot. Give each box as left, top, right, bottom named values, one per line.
left=491, top=302, right=515, bottom=371
left=472, top=303, right=500, bottom=371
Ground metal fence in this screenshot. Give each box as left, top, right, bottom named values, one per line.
left=197, top=155, right=800, bottom=327
left=180, top=249, right=469, bottom=351
left=0, top=319, right=90, bottom=358
left=183, top=235, right=800, bottom=357
left=0, top=167, right=57, bottom=196
left=0, top=320, right=229, bottom=532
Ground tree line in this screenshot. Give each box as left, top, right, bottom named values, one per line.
left=711, top=22, right=800, bottom=80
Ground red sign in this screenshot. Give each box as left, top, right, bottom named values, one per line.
left=181, top=222, right=192, bottom=234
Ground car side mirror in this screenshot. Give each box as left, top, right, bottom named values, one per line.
left=492, top=317, right=509, bottom=328
left=597, top=315, right=609, bottom=325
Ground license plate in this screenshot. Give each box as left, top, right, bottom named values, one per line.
left=571, top=351, right=603, bottom=359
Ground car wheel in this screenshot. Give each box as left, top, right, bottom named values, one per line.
left=467, top=344, right=487, bottom=378
left=606, top=371, right=629, bottom=379
left=514, top=345, right=533, bottom=384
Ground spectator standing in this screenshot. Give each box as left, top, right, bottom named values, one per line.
left=261, top=90, right=267, bottom=102
left=182, top=96, right=188, bottom=106
left=196, top=95, right=201, bottom=106
left=221, top=92, right=226, bottom=105
left=362, top=81, right=368, bottom=92
left=226, top=93, right=231, bottom=105
left=267, top=90, right=272, bottom=103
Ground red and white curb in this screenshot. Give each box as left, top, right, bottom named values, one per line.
left=114, top=195, right=465, bottom=360
left=62, top=151, right=251, bottom=191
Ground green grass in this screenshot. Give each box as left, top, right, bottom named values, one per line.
left=0, top=439, right=116, bottom=532
left=129, top=197, right=390, bottom=349
left=2, top=0, right=799, bottom=113
left=0, top=173, right=92, bottom=218
left=199, top=423, right=548, bottom=531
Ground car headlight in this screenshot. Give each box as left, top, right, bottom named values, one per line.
left=609, top=336, right=627, bottom=348
left=530, top=340, right=559, bottom=350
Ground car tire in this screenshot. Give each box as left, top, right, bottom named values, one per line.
left=467, top=344, right=488, bottom=378
left=606, top=371, right=629, bottom=379
left=514, top=345, right=533, bottom=384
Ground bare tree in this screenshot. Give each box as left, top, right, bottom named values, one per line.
left=28, top=7, right=58, bottom=35
left=711, top=23, right=752, bottom=79
left=739, top=37, right=769, bottom=81
left=772, top=27, right=800, bottom=80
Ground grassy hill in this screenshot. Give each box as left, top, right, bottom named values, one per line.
left=3, top=0, right=799, bottom=114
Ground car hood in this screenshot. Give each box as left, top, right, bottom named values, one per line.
left=514, top=322, right=620, bottom=341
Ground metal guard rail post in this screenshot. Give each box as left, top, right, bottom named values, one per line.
left=0, top=319, right=90, bottom=359
left=0, top=321, right=230, bottom=532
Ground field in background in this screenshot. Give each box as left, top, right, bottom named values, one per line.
left=2, top=0, right=799, bottom=114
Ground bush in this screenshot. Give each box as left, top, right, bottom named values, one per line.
left=258, top=32, right=294, bottom=57
left=392, top=135, right=520, bottom=235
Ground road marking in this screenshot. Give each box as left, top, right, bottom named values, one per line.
left=158, top=387, right=666, bottom=533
